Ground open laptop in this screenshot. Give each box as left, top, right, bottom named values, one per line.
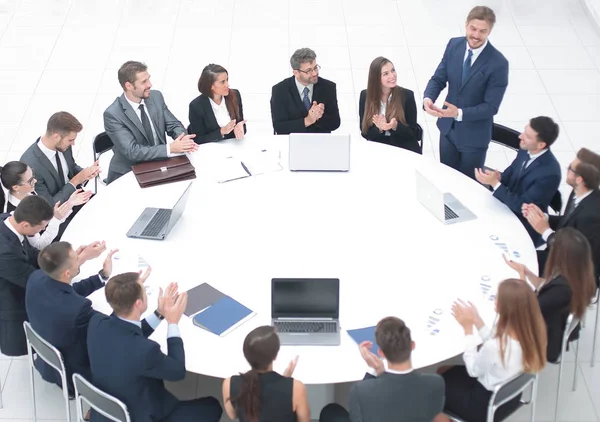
left=126, top=182, right=192, bottom=240
left=271, top=278, right=341, bottom=346
left=416, top=170, right=476, bottom=225
left=288, top=133, right=350, bottom=171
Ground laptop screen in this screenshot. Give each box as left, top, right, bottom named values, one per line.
left=165, top=182, right=192, bottom=235
left=271, top=278, right=339, bottom=319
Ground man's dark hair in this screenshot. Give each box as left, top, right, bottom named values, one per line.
left=118, top=61, right=148, bottom=89
left=529, top=116, right=559, bottom=148
left=46, top=112, right=83, bottom=136
left=38, top=242, right=73, bottom=279
left=375, top=317, right=412, bottom=363
left=13, top=195, right=53, bottom=226
left=105, top=272, right=143, bottom=315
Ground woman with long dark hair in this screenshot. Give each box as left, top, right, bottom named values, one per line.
left=440, top=279, right=547, bottom=421
left=222, top=326, right=309, bottom=422
left=505, top=227, right=596, bottom=362
left=358, top=56, right=420, bottom=153
left=188, top=64, right=246, bottom=144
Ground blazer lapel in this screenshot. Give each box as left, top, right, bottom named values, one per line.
left=561, top=190, right=593, bottom=226
left=33, top=142, right=63, bottom=186
left=517, top=150, right=546, bottom=181
left=145, top=95, right=164, bottom=145
left=288, top=77, right=305, bottom=113
left=119, top=95, right=151, bottom=145
left=461, top=42, right=493, bottom=90
left=202, top=95, right=220, bottom=132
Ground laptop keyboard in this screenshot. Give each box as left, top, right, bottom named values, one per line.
left=274, top=321, right=337, bottom=333
left=444, top=205, right=459, bottom=220
left=140, top=209, right=171, bottom=237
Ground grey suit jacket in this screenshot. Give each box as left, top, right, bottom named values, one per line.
left=349, top=372, right=445, bottom=422
left=20, top=140, right=82, bottom=206
left=104, top=90, right=186, bottom=177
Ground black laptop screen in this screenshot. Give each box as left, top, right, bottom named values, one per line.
left=271, top=278, right=339, bottom=319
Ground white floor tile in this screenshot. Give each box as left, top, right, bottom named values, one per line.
left=551, top=94, right=600, bottom=121
left=538, top=69, right=600, bottom=94
left=527, top=45, right=597, bottom=70
left=495, top=94, right=559, bottom=122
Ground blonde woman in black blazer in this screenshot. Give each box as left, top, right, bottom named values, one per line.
left=188, top=64, right=246, bottom=144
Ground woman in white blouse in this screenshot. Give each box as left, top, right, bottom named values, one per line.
left=1, top=161, right=87, bottom=248
left=188, top=64, right=246, bottom=144
left=440, top=278, right=547, bottom=421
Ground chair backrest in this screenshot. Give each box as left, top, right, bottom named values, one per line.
left=560, top=314, right=581, bottom=359
left=491, top=372, right=536, bottom=411
left=93, top=132, right=114, bottom=157
left=492, top=124, right=520, bottom=151
left=415, top=123, right=424, bottom=154
left=549, top=190, right=563, bottom=214
left=23, top=321, right=66, bottom=375
left=73, top=374, right=130, bottom=422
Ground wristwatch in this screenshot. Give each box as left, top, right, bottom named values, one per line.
left=154, top=310, right=165, bottom=320
left=98, top=270, right=109, bottom=281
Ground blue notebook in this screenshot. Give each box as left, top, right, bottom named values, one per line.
left=347, top=326, right=379, bottom=355
left=192, top=296, right=255, bottom=336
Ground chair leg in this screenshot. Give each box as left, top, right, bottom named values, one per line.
left=29, top=355, right=37, bottom=422
left=61, top=374, right=71, bottom=422
left=531, top=376, right=538, bottom=422
left=555, top=360, right=564, bottom=422
left=591, top=290, right=600, bottom=367
left=0, top=377, right=3, bottom=408
left=573, top=339, right=580, bottom=391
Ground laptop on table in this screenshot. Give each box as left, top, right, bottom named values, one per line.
left=415, top=170, right=476, bottom=225
left=271, top=278, right=341, bottom=346
left=126, top=182, right=192, bottom=240
left=288, top=133, right=350, bottom=172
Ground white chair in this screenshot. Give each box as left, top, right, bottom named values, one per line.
left=23, top=321, right=72, bottom=422
left=552, top=314, right=581, bottom=422
left=72, top=374, right=130, bottom=422
left=590, top=288, right=600, bottom=366
left=445, top=372, right=538, bottom=422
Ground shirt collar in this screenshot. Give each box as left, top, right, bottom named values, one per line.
left=575, top=189, right=594, bottom=204
left=208, top=96, right=227, bottom=110
left=7, top=193, right=21, bottom=207
left=37, top=137, right=58, bottom=162
left=125, top=95, right=145, bottom=112
left=466, top=39, right=488, bottom=59
left=3, top=217, right=24, bottom=243
left=386, top=368, right=414, bottom=375
left=295, top=77, right=313, bottom=97
left=118, top=316, right=142, bottom=328
left=528, top=148, right=548, bottom=160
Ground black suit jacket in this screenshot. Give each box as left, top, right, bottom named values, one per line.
left=88, top=314, right=185, bottom=422
left=548, top=190, right=600, bottom=280
left=188, top=90, right=246, bottom=144
left=270, top=76, right=340, bottom=134
left=20, top=139, right=83, bottom=206
left=25, top=270, right=104, bottom=392
left=0, top=214, right=40, bottom=356
left=358, top=88, right=420, bottom=154
left=537, top=276, right=572, bottom=363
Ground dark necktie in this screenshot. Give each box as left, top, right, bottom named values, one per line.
left=462, top=49, right=473, bottom=86
left=22, top=237, right=30, bottom=259
left=302, top=87, right=311, bottom=111
left=563, top=194, right=577, bottom=220
left=55, top=152, right=65, bottom=184
left=138, top=104, right=156, bottom=145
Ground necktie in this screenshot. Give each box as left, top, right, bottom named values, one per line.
left=302, top=87, right=311, bottom=111
left=55, top=152, right=65, bottom=184
left=22, top=237, right=29, bottom=259
left=462, top=49, right=473, bottom=86
left=563, top=194, right=577, bottom=220
left=138, top=104, right=156, bottom=145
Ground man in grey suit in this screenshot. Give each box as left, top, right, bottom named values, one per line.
left=104, top=61, right=198, bottom=184
left=319, top=317, right=447, bottom=422
left=21, top=112, right=98, bottom=207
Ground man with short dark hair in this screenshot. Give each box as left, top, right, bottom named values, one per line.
left=319, top=317, right=447, bottom=422
left=524, top=147, right=600, bottom=280
left=25, top=242, right=117, bottom=394
left=104, top=61, right=198, bottom=183
left=87, top=273, right=222, bottom=422
left=475, top=116, right=561, bottom=244
left=270, top=48, right=340, bottom=134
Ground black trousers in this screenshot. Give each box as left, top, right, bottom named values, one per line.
left=440, top=129, right=487, bottom=180
left=319, top=403, right=350, bottom=422
left=163, top=397, right=222, bottom=422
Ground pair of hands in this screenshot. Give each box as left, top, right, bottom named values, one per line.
left=521, top=203, right=550, bottom=235
left=474, top=168, right=501, bottom=187
left=452, top=299, right=484, bottom=334
left=75, top=242, right=118, bottom=278
left=423, top=99, right=459, bottom=118
left=372, top=115, right=398, bottom=132
left=171, top=133, right=199, bottom=154
left=72, top=161, right=101, bottom=186
left=305, top=102, right=325, bottom=126
left=53, top=188, right=94, bottom=220
left=156, top=281, right=189, bottom=324
left=220, top=119, right=247, bottom=140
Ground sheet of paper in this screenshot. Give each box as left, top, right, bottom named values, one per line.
left=242, top=149, right=283, bottom=176
left=214, top=157, right=250, bottom=183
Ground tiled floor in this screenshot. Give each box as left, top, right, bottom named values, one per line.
left=1, top=0, right=600, bottom=421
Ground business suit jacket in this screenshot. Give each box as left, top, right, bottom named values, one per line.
left=0, top=214, right=40, bottom=356
left=358, top=88, right=420, bottom=154
left=270, top=76, right=340, bottom=134
left=349, top=371, right=445, bottom=422
left=188, top=90, right=246, bottom=144
left=88, top=314, right=185, bottom=422
left=104, top=90, right=186, bottom=177
left=424, top=37, right=509, bottom=149
left=20, top=140, right=82, bottom=206
left=537, top=276, right=572, bottom=363
left=493, top=149, right=561, bottom=244
left=25, top=270, right=104, bottom=392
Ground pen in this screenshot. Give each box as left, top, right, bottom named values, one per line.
left=241, top=162, right=251, bottom=176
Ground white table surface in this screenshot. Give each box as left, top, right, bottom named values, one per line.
left=64, top=135, right=537, bottom=385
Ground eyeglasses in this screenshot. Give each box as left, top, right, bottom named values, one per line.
left=296, top=64, right=321, bottom=75
left=567, top=165, right=579, bottom=175
left=21, top=173, right=36, bottom=186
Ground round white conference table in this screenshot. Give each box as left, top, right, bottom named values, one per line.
left=65, top=135, right=537, bottom=385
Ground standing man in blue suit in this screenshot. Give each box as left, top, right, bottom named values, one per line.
left=475, top=116, right=561, bottom=245
left=424, top=6, right=509, bottom=178
left=87, top=273, right=222, bottom=422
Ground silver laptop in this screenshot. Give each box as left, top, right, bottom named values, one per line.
left=271, top=278, right=341, bottom=346
left=288, top=133, right=350, bottom=171
left=126, top=182, right=192, bottom=240
left=416, top=171, right=476, bottom=224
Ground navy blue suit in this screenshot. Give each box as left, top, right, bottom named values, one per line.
left=493, top=149, right=561, bottom=244
left=87, top=314, right=222, bottom=422
left=424, top=37, right=509, bottom=178
left=25, top=270, right=105, bottom=393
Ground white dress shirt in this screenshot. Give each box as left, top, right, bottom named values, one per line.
left=124, top=96, right=177, bottom=156
left=209, top=97, right=232, bottom=128
left=295, top=78, right=313, bottom=103
left=118, top=313, right=180, bottom=338
left=492, top=149, right=548, bottom=191
left=379, top=94, right=392, bottom=136
left=37, top=139, right=70, bottom=185
left=542, top=189, right=595, bottom=241
left=463, top=324, right=523, bottom=391
left=455, top=39, right=489, bottom=122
